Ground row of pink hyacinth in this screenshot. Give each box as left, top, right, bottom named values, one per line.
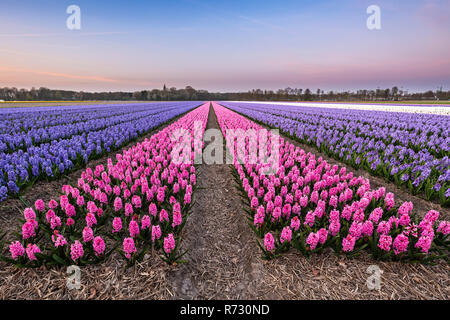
left=212, top=102, right=449, bottom=261
left=6, top=103, right=210, bottom=266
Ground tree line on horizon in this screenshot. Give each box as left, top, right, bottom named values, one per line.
left=0, top=85, right=448, bottom=102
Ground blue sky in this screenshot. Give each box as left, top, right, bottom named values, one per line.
left=0, top=0, right=449, bottom=92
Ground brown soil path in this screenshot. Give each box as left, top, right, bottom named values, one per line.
left=169, top=105, right=264, bottom=299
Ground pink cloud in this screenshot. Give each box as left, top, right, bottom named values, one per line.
left=0, top=67, right=119, bottom=83
left=0, top=32, right=127, bottom=38
left=415, top=0, right=450, bottom=30
left=0, top=66, right=161, bottom=91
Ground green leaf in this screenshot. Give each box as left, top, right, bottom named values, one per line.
left=52, top=253, right=67, bottom=265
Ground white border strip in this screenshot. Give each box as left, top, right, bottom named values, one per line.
left=228, top=101, right=450, bottom=115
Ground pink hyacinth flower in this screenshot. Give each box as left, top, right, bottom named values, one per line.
left=163, top=233, right=176, bottom=254
left=93, top=236, right=105, bottom=256
left=112, top=217, right=122, bottom=233
left=70, top=240, right=84, bottom=261
left=264, top=233, right=275, bottom=252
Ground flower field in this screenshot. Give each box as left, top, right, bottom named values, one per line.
left=219, top=102, right=450, bottom=206
left=0, top=102, right=202, bottom=201
left=0, top=100, right=448, bottom=278
left=1, top=102, right=209, bottom=267
left=213, top=102, right=449, bottom=263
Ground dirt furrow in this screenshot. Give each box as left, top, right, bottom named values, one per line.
left=169, top=104, right=264, bottom=299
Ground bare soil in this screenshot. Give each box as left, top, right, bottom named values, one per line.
left=168, top=105, right=265, bottom=299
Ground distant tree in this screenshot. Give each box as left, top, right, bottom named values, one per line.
left=375, top=88, right=382, bottom=100
left=361, top=89, right=368, bottom=101
left=0, top=85, right=446, bottom=102
left=179, top=88, right=189, bottom=100
left=132, top=91, right=141, bottom=100
left=391, top=86, right=399, bottom=100
left=304, top=88, right=312, bottom=101
left=75, top=91, right=84, bottom=100
left=296, top=88, right=303, bottom=101
left=316, top=88, right=321, bottom=101
left=185, top=86, right=196, bottom=99
left=423, top=90, right=435, bottom=99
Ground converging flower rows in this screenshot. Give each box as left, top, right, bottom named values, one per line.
left=1, top=103, right=210, bottom=267
left=0, top=102, right=203, bottom=202
left=219, top=102, right=450, bottom=206
left=1, top=101, right=449, bottom=268
left=212, top=102, right=449, bottom=263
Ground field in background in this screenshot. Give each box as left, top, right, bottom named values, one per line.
left=232, top=101, right=450, bottom=115
left=0, top=101, right=156, bottom=108
left=290, top=100, right=450, bottom=106
left=1, top=100, right=449, bottom=109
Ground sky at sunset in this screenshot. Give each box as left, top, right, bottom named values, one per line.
left=0, top=0, right=449, bottom=92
